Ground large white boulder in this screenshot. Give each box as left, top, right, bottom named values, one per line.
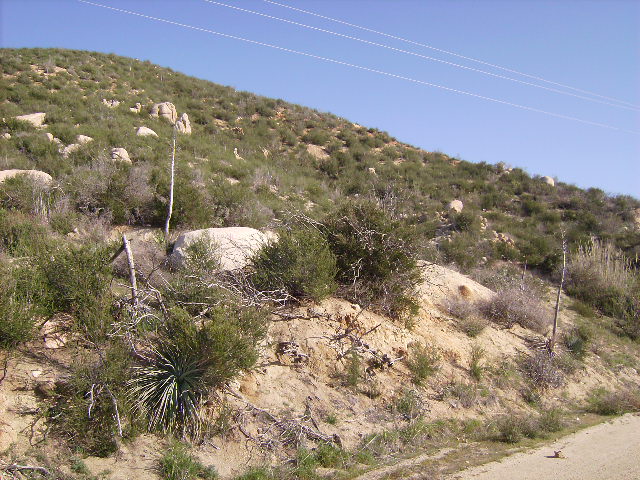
left=76, top=134, right=93, bottom=144
left=542, top=176, right=555, bottom=187
left=175, top=113, right=191, bottom=135
left=0, top=169, right=52, bottom=185
left=111, top=147, right=131, bottom=163
left=150, top=102, right=177, bottom=124
left=171, top=227, right=271, bottom=270
left=136, top=126, right=158, bottom=137
left=447, top=199, right=464, bottom=213
left=61, top=143, right=81, bottom=158
left=15, top=112, right=46, bottom=127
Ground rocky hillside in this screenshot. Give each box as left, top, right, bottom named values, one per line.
left=0, top=48, right=639, bottom=480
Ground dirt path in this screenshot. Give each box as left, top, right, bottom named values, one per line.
left=451, top=413, right=640, bottom=480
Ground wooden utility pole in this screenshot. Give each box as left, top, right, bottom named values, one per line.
left=122, top=234, right=138, bottom=305
left=164, top=126, right=177, bottom=239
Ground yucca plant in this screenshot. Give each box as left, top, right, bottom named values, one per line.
left=129, top=343, right=205, bottom=437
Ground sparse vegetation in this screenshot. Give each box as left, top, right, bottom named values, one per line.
left=0, top=47, right=638, bottom=480
left=406, top=343, right=441, bottom=385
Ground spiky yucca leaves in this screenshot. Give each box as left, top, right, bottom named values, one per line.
left=129, top=343, right=206, bottom=437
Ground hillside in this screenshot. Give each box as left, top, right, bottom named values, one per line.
left=0, top=48, right=639, bottom=479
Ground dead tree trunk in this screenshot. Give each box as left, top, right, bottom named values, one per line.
left=164, top=127, right=176, bottom=239
left=550, top=233, right=567, bottom=354
left=122, top=234, right=138, bottom=305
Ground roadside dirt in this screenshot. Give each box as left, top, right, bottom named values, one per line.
left=450, top=413, right=640, bottom=480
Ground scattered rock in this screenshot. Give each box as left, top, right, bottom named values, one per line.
left=542, top=176, right=555, bottom=187
left=1, top=133, right=11, bottom=140
left=130, top=102, right=142, bottom=113
left=171, top=227, right=272, bottom=270
left=234, top=148, right=244, bottom=160
left=492, top=231, right=515, bottom=246
left=45, top=132, right=54, bottom=142
left=447, top=199, right=464, bottom=213
left=61, top=143, right=81, bottom=158
left=306, top=144, right=329, bottom=160
left=76, top=134, right=93, bottom=144
left=150, top=102, right=177, bottom=123
left=175, top=113, right=191, bottom=134
left=368, top=167, right=377, bottom=176
left=15, top=112, right=46, bottom=127
left=136, top=126, right=158, bottom=137
left=101, top=99, right=120, bottom=108
left=0, top=169, right=52, bottom=185
left=111, top=147, right=131, bottom=163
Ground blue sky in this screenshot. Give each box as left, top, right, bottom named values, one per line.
left=2, top=0, right=639, bottom=196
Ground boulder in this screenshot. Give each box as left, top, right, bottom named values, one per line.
left=136, top=126, right=158, bottom=137
left=130, top=102, right=142, bottom=113
left=150, top=102, right=177, bottom=124
left=45, top=132, right=54, bottom=142
left=61, top=143, right=81, bottom=158
left=447, top=199, right=464, bottom=213
left=102, top=99, right=120, bottom=108
left=111, top=147, right=131, bottom=163
left=171, top=227, right=271, bottom=270
left=76, top=134, right=93, bottom=144
left=0, top=169, right=52, bottom=185
left=1, top=133, right=11, bottom=140
left=175, top=113, right=191, bottom=134
left=15, top=112, right=46, bottom=127
left=542, top=176, right=555, bottom=187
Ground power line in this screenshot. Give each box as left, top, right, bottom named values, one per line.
left=202, top=0, right=639, bottom=112
left=76, top=0, right=639, bottom=135
left=261, top=0, right=640, bottom=110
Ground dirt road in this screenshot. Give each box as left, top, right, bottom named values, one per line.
left=451, top=413, right=640, bottom=480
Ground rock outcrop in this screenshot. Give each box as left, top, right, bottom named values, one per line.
left=542, top=176, right=555, bottom=187
left=111, top=147, right=131, bottom=163
left=150, top=102, right=177, bottom=124
left=0, top=169, right=52, bottom=185
left=171, top=227, right=271, bottom=270
left=101, top=99, right=120, bottom=108
left=136, top=126, right=158, bottom=137
left=447, top=199, right=464, bottom=213
left=15, top=112, right=46, bottom=127
left=175, top=113, right=191, bottom=134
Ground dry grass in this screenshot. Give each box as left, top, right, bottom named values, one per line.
left=479, top=288, right=551, bottom=333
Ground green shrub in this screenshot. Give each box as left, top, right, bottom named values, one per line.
left=406, top=343, right=440, bottom=386
left=538, top=408, right=564, bottom=433
left=495, top=415, right=538, bottom=443
left=38, top=242, right=114, bottom=339
left=563, top=324, right=592, bottom=359
left=323, top=201, right=420, bottom=317
left=130, top=304, right=266, bottom=436
left=470, top=345, right=485, bottom=381
left=0, top=209, right=50, bottom=256
left=251, top=226, right=337, bottom=302
left=0, top=264, right=36, bottom=349
left=586, top=388, right=640, bottom=415
left=566, top=239, right=639, bottom=339
left=459, top=317, right=488, bottom=337
left=51, top=342, right=133, bottom=457
left=392, top=388, right=424, bottom=420
left=160, top=441, right=217, bottom=480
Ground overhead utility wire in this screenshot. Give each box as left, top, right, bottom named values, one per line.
left=203, top=0, right=638, bottom=112
left=261, top=0, right=640, bottom=110
left=76, top=1, right=639, bottom=135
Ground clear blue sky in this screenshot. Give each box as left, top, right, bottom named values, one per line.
left=2, top=0, right=639, bottom=196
